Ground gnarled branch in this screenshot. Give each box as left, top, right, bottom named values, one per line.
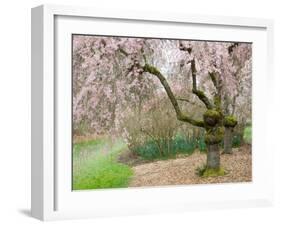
left=190, top=60, right=213, bottom=109
left=208, top=72, right=223, bottom=110
left=209, top=72, right=218, bottom=90
left=143, top=64, right=205, bottom=128
left=179, top=43, right=213, bottom=110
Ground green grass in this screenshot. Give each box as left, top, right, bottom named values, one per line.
left=73, top=139, right=106, bottom=157
left=73, top=138, right=133, bottom=190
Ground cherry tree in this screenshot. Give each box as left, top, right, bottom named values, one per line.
left=220, top=43, right=252, bottom=154
left=72, top=35, right=252, bottom=176
left=140, top=40, right=251, bottom=175
left=73, top=36, right=156, bottom=135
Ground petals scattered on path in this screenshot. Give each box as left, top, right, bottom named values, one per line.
left=129, top=146, right=251, bottom=187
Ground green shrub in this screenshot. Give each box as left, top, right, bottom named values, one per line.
left=131, top=140, right=160, bottom=159
left=172, top=134, right=197, bottom=154
left=232, top=134, right=243, bottom=147
left=131, top=134, right=206, bottom=160
left=243, top=126, right=252, bottom=144
left=197, top=134, right=207, bottom=152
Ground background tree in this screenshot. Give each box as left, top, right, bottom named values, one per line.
left=222, top=43, right=252, bottom=154
left=73, top=36, right=156, bottom=135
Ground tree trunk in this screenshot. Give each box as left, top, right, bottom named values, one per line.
left=222, top=116, right=237, bottom=154
left=223, top=127, right=233, bottom=154
left=206, top=143, right=220, bottom=169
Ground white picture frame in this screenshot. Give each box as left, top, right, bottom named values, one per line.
left=31, top=4, right=274, bottom=221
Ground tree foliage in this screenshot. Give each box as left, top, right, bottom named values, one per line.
left=72, top=35, right=252, bottom=147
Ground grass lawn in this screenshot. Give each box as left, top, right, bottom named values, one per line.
left=73, top=138, right=133, bottom=190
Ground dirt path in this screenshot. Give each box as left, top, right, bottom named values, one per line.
left=129, top=146, right=252, bottom=187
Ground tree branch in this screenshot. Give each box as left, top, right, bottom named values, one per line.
left=143, top=64, right=205, bottom=128
left=208, top=72, right=223, bottom=110
left=176, top=97, right=194, bottom=103
left=119, top=48, right=129, bottom=57
left=190, top=60, right=213, bottom=109
left=209, top=72, right=218, bottom=90
left=179, top=43, right=214, bottom=110
left=231, top=93, right=239, bottom=115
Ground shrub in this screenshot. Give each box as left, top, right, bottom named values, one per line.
left=232, top=133, right=243, bottom=147
left=172, top=134, right=197, bottom=154
left=243, top=126, right=252, bottom=144
left=131, top=133, right=205, bottom=160
left=122, top=98, right=180, bottom=157
left=197, top=134, right=207, bottom=152
left=122, top=96, right=207, bottom=160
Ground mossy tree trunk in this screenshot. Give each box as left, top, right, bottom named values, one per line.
left=206, top=143, right=220, bottom=169
left=143, top=64, right=224, bottom=171
left=142, top=45, right=226, bottom=175
left=203, top=110, right=224, bottom=171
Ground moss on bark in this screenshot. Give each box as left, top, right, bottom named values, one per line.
left=202, top=167, right=225, bottom=177
left=203, top=109, right=221, bottom=127
left=223, top=115, right=238, bottom=128
left=205, top=127, right=224, bottom=145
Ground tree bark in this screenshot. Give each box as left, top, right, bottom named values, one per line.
left=222, top=116, right=237, bottom=154
left=223, top=127, right=233, bottom=154
left=206, top=143, right=220, bottom=169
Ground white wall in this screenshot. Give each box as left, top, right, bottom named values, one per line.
left=0, top=0, right=280, bottom=225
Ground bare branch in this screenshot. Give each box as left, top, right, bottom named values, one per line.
left=119, top=48, right=129, bottom=57
left=176, top=97, right=193, bottom=103
left=208, top=72, right=223, bottom=110
left=209, top=72, right=218, bottom=90
left=179, top=41, right=192, bottom=53
left=178, top=43, right=214, bottom=110
left=190, top=60, right=214, bottom=109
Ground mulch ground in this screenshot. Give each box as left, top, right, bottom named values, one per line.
left=129, top=145, right=252, bottom=187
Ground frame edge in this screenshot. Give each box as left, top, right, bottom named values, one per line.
left=31, top=5, right=44, bottom=221
left=30, top=4, right=275, bottom=220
